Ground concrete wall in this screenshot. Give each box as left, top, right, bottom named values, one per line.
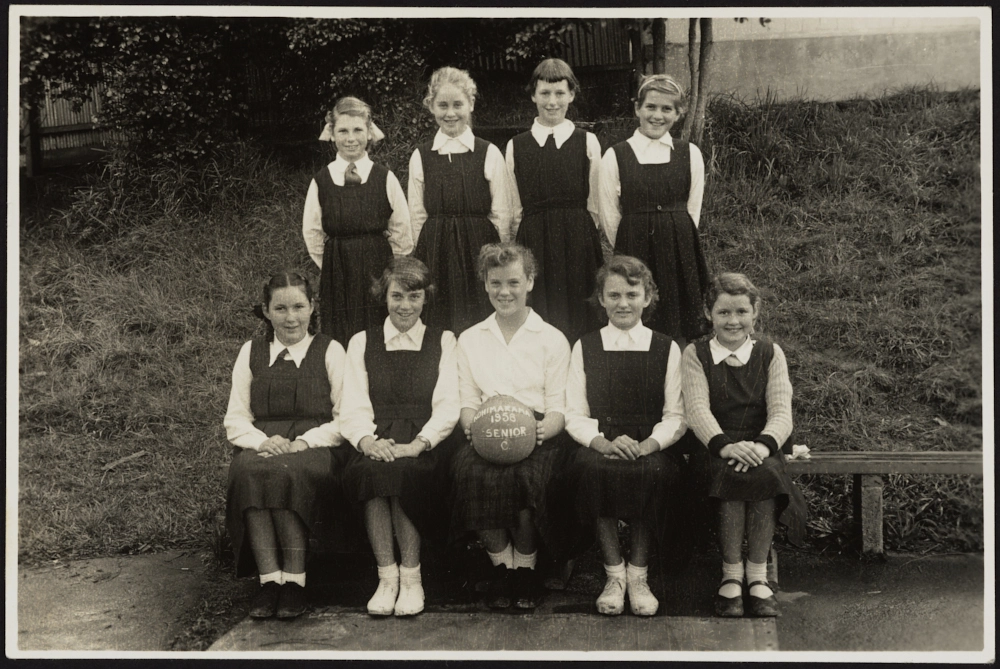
left=655, top=17, right=982, bottom=102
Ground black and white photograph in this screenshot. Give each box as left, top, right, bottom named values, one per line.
left=7, top=5, right=993, bottom=660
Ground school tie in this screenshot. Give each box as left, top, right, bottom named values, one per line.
left=345, top=162, right=362, bottom=186
left=544, top=131, right=555, bottom=149
left=725, top=353, right=743, bottom=367
left=274, top=348, right=290, bottom=365
left=615, top=332, right=634, bottom=350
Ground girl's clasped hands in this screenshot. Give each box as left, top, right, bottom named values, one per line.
left=257, top=435, right=309, bottom=457
left=719, top=440, right=770, bottom=472
left=358, top=436, right=428, bottom=462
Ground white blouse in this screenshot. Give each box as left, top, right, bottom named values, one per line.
left=504, top=119, right=602, bottom=238
left=407, top=127, right=514, bottom=245
left=224, top=334, right=346, bottom=450
left=302, top=153, right=413, bottom=268
left=597, top=129, right=706, bottom=248
left=565, top=322, right=686, bottom=450
left=456, top=310, right=570, bottom=416
left=340, top=318, right=460, bottom=451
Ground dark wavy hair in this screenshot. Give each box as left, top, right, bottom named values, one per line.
left=370, top=256, right=436, bottom=302
left=704, top=272, right=761, bottom=313
left=252, top=270, right=319, bottom=340
left=590, top=255, right=659, bottom=320
left=476, top=242, right=538, bottom=283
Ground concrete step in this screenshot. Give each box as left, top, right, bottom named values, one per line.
left=210, top=589, right=779, bottom=652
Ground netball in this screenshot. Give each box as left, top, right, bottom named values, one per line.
left=470, top=395, right=537, bottom=465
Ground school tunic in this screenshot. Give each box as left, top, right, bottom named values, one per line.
left=340, top=320, right=460, bottom=543
left=303, top=154, right=411, bottom=346
left=598, top=131, right=711, bottom=341
left=224, top=334, right=351, bottom=576
left=450, top=310, right=576, bottom=555
left=505, top=120, right=603, bottom=344
left=683, top=337, right=807, bottom=546
left=563, top=325, right=687, bottom=550
left=408, top=128, right=511, bottom=335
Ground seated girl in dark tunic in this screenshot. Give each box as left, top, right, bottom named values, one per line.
left=564, top=256, right=688, bottom=616
left=224, top=271, right=348, bottom=620
left=339, top=257, right=460, bottom=617
left=681, top=272, right=807, bottom=618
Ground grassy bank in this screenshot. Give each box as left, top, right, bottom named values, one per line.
left=17, top=87, right=983, bottom=566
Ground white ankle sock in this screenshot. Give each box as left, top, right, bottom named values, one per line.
left=625, top=563, right=648, bottom=581
left=719, top=561, right=744, bottom=598
left=282, top=571, right=306, bottom=587
left=745, top=560, right=773, bottom=598
left=259, top=570, right=282, bottom=585
left=512, top=549, right=537, bottom=570
left=487, top=544, right=513, bottom=568
left=377, top=563, right=399, bottom=581
left=399, top=564, right=421, bottom=583
left=604, top=561, right=626, bottom=580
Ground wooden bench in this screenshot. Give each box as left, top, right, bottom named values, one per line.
left=784, top=451, right=984, bottom=555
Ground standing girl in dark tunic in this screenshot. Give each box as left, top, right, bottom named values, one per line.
left=303, top=96, right=412, bottom=346
left=564, top=256, right=688, bottom=616
left=339, top=257, right=460, bottom=617
left=224, top=271, right=348, bottom=619
left=450, top=243, right=572, bottom=611
left=408, top=67, right=513, bottom=335
left=682, top=273, right=807, bottom=618
left=505, top=58, right=603, bottom=344
left=598, top=74, right=710, bottom=344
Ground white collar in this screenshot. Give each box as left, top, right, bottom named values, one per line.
left=269, top=334, right=314, bottom=368
left=333, top=153, right=372, bottom=170
left=629, top=128, right=675, bottom=149
left=431, top=127, right=476, bottom=152
left=709, top=336, right=755, bottom=365
left=600, top=322, right=652, bottom=350
left=530, top=119, right=575, bottom=149
left=481, top=308, right=545, bottom=341
left=383, top=316, right=426, bottom=347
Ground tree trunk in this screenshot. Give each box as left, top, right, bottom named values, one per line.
left=628, top=19, right=647, bottom=91
left=652, top=18, right=667, bottom=75
left=25, top=99, right=43, bottom=177
left=692, top=18, right=714, bottom=146
left=681, top=18, right=699, bottom=141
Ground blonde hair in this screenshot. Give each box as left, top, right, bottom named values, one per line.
left=705, top=272, right=761, bottom=312
left=477, top=242, right=537, bottom=283
left=423, top=67, right=478, bottom=110
left=635, top=74, right=688, bottom=112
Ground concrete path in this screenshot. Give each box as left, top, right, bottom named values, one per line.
left=15, top=550, right=210, bottom=652
left=12, top=550, right=988, bottom=655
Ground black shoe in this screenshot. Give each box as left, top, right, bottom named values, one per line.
left=249, top=581, right=282, bottom=619
left=746, top=581, right=779, bottom=617
left=276, top=582, right=308, bottom=619
left=713, top=579, right=744, bottom=618
left=487, top=564, right=512, bottom=609
left=513, top=567, right=539, bottom=610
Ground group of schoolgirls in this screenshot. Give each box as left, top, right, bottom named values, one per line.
left=224, top=57, right=807, bottom=623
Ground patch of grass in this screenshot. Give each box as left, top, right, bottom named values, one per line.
left=17, top=86, right=982, bottom=565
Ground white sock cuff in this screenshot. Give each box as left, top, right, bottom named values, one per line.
left=604, top=561, right=626, bottom=578
left=377, top=563, right=399, bottom=580
left=512, top=549, right=537, bottom=570
left=745, top=559, right=768, bottom=581
left=399, top=564, right=421, bottom=581
left=259, top=570, right=282, bottom=585
left=626, top=563, right=648, bottom=579
left=722, top=561, right=745, bottom=580
left=282, top=571, right=306, bottom=587
left=487, top=544, right=513, bottom=568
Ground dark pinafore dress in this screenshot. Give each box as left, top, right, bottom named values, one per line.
left=564, top=331, right=684, bottom=553
left=412, top=138, right=502, bottom=335
left=341, top=327, right=458, bottom=543
left=314, top=163, right=394, bottom=346
left=511, top=130, right=603, bottom=344
left=694, top=339, right=807, bottom=546
left=613, top=140, right=711, bottom=341
left=226, top=334, right=352, bottom=576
